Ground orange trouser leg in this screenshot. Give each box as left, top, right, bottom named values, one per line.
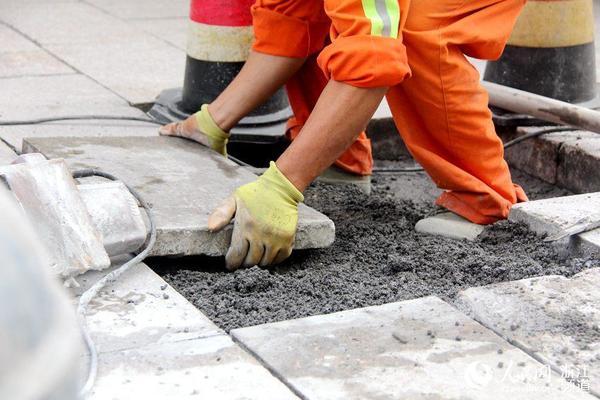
left=387, top=0, right=528, bottom=224
left=285, top=53, right=373, bottom=176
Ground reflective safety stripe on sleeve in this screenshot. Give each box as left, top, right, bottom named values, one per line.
left=362, top=0, right=400, bottom=38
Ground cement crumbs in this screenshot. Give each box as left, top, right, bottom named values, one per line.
left=152, top=181, right=598, bottom=332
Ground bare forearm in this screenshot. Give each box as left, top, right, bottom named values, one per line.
left=276, top=81, right=387, bottom=191
left=209, top=51, right=305, bottom=131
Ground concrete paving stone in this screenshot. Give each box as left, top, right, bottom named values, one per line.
left=232, top=296, right=593, bottom=399
left=0, top=2, right=148, bottom=45
left=0, top=121, right=158, bottom=152
left=0, top=24, right=73, bottom=77
left=557, top=135, right=600, bottom=193
left=458, top=268, right=600, bottom=395
left=86, top=0, right=189, bottom=20
left=415, top=211, right=485, bottom=241
left=500, top=127, right=596, bottom=185
left=88, top=334, right=298, bottom=400
left=46, top=37, right=185, bottom=104
left=72, top=263, right=223, bottom=354
left=23, top=136, right=336, bottom=256
left=509, top=192, right=600, bottom=257
left=0, top=75, right=146, bottom=121
left=130, top=17, right=187, bottom=51
left=0, top=141, right=17, bottom=165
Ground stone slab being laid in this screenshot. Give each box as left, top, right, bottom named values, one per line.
left=74, top=262, right=297, bottom=400
left=509, top=193, right=600, bottom=257
left=0, top=121, right=158, bottom=152
left=415, top=211, right=485, bottom=241
left=23, top=136, right=335, bottom=256
left=457, top=268, right=600, bottom=395
left=0, top=75, right=145, bottom=120
left=0, top=24, right=73, bottom=78
left=232, top=296, right=593, bottom=399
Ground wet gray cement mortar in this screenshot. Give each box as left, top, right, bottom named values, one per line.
left=150, top=165, right=598, bottom=332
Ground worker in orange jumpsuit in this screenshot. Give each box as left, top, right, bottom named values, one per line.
left=160, top=0, right=528, bottom=270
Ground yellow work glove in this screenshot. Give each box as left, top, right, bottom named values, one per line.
left=208, top=161, right=304, bottom=270
left=195, top=104, right=230, bottom=156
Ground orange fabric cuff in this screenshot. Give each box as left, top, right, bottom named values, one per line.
left=251, top=7, right=330, bottom=58
left=317, top=35, right=411, bottom=88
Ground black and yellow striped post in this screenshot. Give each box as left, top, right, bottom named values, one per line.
left=484, top=0, right=597, bottom=104
left=150, top=0, right=291, bottom=143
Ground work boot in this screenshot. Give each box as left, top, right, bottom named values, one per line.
left=316, top=164, right=372, bottom=195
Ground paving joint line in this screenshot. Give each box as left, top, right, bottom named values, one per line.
left=0, top=18, right=141, bottom=106
left=230, top=333, right=309, bottom=400
left=81, top=0, right=187, bottom=53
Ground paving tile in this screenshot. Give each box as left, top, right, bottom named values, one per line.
left=0, top=121, right=158, bottom=152
left=0, top=2, right=147, bottom=45
left=86, top=0, right=189, bottom=19
left=72, top=263, right=222, bottom=354
left=89, top=334, right=298, bottom=400
left=74, top=262, right=297, bottom=399
left=46, top=37, right=185, bottom=104
left=0, top=24, right=73, bottom=77
left=509, top=192, right=600, bottom=257
left=130, top=17, right=187, bottom=50
left=0, top=75, right=145, bottom=120
left=232, top=296, right=593, bottom=399
left=23, top=136, right=336, bottom=256
left=415, top=211, right=485, bottom=241
left=458, top=269, right=600, bottom=394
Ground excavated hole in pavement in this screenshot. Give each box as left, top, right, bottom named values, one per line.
left=148, top=162, right=600, bottom=332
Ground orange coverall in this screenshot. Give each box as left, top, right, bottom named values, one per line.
left=251, top=0, right=528, bottom=224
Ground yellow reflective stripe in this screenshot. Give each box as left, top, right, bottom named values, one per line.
left=362, top=0, right=400, bottom=38
left=384, top=0, right=400, bottom=39
left=362, top=0, right=384, bottom=36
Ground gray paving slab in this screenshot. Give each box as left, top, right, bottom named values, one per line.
left=0, top=24, right=73, bottom=77
left=0, top=121, right=158, bottom=152
left=0, top=141, right=17, bottom=165
left=509, top=193, right=600, bottom=257
left=23, top=136, right=335, bottom=256
left=46, top=37, right=185, bottom=104
left=0, top=75, right=145, bottom=120
left=86, top=0, right=189, bottom=19
left=72, top=263, right=222, bottom=354
left=415, top=211, right=485, bottom=241
left=232, top=296, right=593, bottom=399
left=74, top=263, right=297, bottom=399
left=458, top=268, right=600, bottom=395
left=0, top=2, right=147, bottom=45
left=89, top=334, right=298, bottom=400
left=130, top=18, right=187, bottom=51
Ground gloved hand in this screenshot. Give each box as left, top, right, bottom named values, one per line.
left=208, top=161, right=303, bottom=270
left=159, top=104, right=230, bottom=156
